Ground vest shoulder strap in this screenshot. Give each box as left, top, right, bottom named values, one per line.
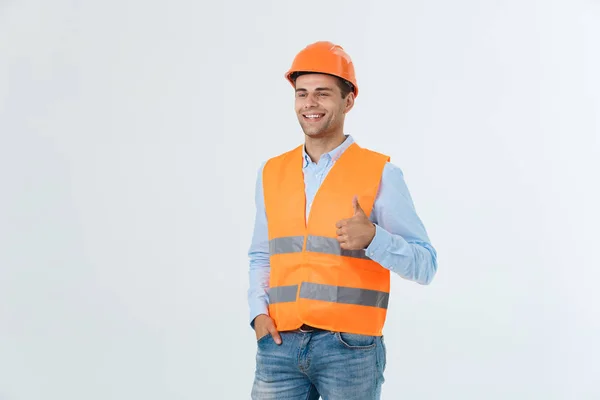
left=352, top=143, right=391, bottom=164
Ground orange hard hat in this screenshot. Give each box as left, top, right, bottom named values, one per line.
left=285, top=41, right=358, bottom=97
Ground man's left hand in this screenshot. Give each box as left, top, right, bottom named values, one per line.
left=335, top=196, right=376, bottom=251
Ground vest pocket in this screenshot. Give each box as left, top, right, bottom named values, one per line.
left=334, top=331, right=377, bottom=349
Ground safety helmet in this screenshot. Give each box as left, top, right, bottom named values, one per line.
left=285, top=41, right=359, bottom=98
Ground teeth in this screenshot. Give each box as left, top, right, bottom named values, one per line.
left=306, top=114, right=322, bottom=118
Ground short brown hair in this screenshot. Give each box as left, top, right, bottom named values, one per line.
left=290, top=71, right=354, bottom=99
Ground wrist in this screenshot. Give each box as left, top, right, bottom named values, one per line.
left=366, top=222, right=376, bottom=247
left=251, top=313, right=268, bottom=329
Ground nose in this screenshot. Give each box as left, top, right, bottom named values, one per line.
left=303, top=93, right=318, bottom=108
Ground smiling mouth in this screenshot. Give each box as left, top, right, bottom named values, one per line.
left=302, top=113, right=325, bottom=122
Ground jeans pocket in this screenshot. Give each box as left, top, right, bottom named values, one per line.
left=378, top=336, right=387, bottom=372
left=335, top=332, right=377, bottom=349
left=256, top=333, right=271, bottom=344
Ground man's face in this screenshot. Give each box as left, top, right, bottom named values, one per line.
left=294, top=74, right=353, bottom=138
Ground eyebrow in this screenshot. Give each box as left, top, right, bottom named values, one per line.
left=295, top=87, right=334, bottom=92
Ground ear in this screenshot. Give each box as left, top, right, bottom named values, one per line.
left=344, top=92, right=355, bottom=114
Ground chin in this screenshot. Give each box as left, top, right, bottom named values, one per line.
left=301, top=122, right=325, bottom=134
left=301, top=127, right=324, bottom=137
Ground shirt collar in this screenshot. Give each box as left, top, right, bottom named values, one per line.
left=302, top=135, right=355, bottom=168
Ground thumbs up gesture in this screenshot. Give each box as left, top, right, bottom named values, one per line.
left=335, top=195, right=376, bottom=251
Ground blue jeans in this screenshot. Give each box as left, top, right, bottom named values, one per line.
left=251, top=330, right=386, bottom=399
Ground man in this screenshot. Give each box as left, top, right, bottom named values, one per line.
left=247, top=41, right=438, bottom=400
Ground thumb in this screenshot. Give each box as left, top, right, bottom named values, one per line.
left=353, top=195, right=365, bottom=216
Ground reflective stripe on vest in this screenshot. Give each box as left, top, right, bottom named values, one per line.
left=268, top=282, right=389, bottom=309
left=269, top=235, right=371, bottom=260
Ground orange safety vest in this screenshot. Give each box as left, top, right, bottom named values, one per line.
left=262, top=141, right=391, bottom=336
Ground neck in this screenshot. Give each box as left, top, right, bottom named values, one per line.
left=304, top=132, right=346, bottom=162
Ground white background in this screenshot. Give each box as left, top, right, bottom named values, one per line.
left=1, top=0, right=599, bottom=399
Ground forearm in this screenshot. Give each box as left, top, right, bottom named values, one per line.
left=366, top=224, right=437, bottom=284
left=248, top=258, right=270, bottom=328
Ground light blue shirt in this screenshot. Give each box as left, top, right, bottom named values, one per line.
left=247, top=135, right=438, bottom=327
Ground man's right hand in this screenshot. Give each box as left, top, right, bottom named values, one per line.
left=254, top=314, right=282, bottom=345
